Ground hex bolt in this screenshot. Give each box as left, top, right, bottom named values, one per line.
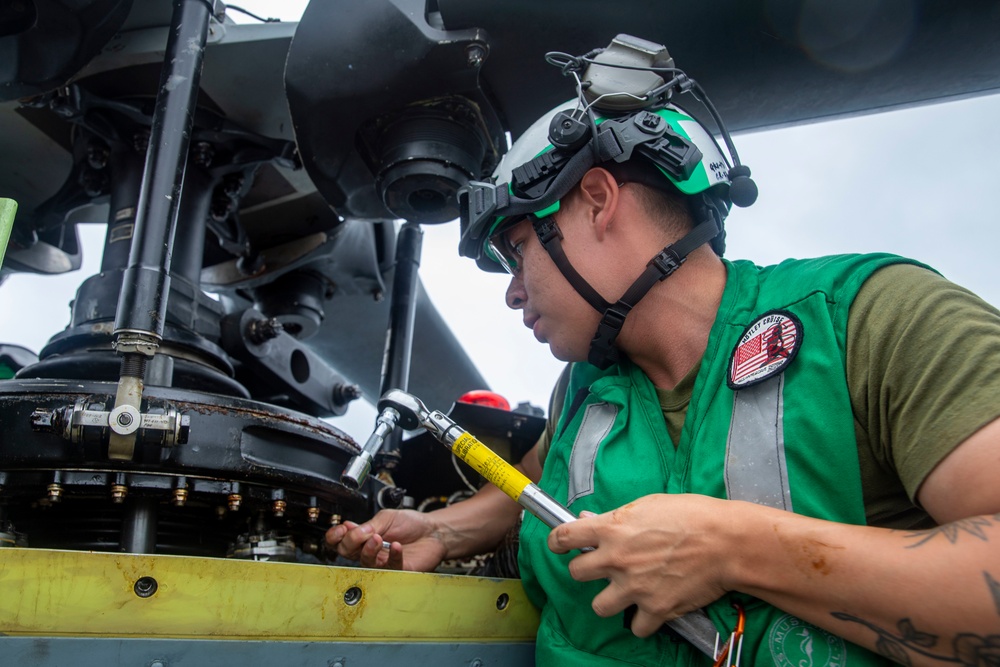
left=343, top=586, right=362, bottom=606
left=307, top=506, right=320, bottom=523
left=246, top=317, right=284, bottom=344
left=192, top=141, right=214, bottom=168
left=173, top=477, right=189, bottom=506
left=46, top=472, right=66, bottom=502
left=30, top=409, right=55, bottom=430
left=466, top=43, right=487, bottom=68
left=86, top=143, right=109, bottom=169
left=111, top=484, right=128, bottom=504
left=228, top=494, right=242, bottom=512
left=329, top=513, right=342, bottom=526
left=133, top=576, right=158, bottom=598
left=222, top=173, right=245, bottom=197
left=331, top=383, right=362, bottom=406
left=46, top=483, right=63, bottom=503
left=272, top=499, right=287, bottom=517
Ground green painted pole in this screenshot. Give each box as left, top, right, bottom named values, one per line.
left=0, top=198, right=16, bottom=269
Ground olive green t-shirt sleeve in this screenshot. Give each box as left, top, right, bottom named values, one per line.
left=847, top=263, right=1000, bottom=504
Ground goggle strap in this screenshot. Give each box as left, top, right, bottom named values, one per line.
left=500, top=146, right=597, bottom=221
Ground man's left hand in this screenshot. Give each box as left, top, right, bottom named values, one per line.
left=548, top=493, right=740, bottom=637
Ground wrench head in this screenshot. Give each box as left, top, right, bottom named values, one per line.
left=376, top=389, right=426, bottom=430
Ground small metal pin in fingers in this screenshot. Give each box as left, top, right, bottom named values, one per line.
left=712, top=602, right=746, bottom=667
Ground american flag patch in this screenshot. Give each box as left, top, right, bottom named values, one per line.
left=727, top=310, right=803, bottom=389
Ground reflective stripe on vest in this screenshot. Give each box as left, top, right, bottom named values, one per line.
left=724, top=374, right=794, bottom=510
left=567, top=401, right=618, bottom=507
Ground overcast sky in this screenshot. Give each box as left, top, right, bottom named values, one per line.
left=2, top=2, right=998, bottom=442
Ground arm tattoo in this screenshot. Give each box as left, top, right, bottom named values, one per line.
left=987, top=571, right=1000, bottom=617
left=903, top=515, right=998, bottom=549
left=831, top=614, right=1000, bottom=665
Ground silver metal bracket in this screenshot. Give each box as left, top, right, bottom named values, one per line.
left=30, top=397, right=190, bottom=450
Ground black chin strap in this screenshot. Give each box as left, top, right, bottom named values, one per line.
left=533, top=215, right=720, bottom=369
left=533, top=216, right=612, bottom=313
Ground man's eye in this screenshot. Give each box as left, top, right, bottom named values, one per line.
left=513, top=241, right=524, bottom=257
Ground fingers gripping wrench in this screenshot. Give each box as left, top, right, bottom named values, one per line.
left=343, top=389, right=719, bottom=658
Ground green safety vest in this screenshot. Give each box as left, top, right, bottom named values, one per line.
left=519, top=254, right=916, bottom=667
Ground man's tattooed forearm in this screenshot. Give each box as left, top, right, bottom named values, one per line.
left=831, top=613, right=1000, bottom=665
left=903, top=515, right=1000, bottom=549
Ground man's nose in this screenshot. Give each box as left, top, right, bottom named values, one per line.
left=505, top=274, right=526, bottom=309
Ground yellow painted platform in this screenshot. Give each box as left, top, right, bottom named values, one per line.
left=0, top=548, right=539, bottom=642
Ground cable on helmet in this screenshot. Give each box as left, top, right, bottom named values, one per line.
left=544, top=38, right=758, bottom=208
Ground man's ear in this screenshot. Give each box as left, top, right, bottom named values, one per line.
left=576, top=167, right=620, bottom=241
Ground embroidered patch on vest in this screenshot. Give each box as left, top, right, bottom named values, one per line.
left=728, top=310, right=803, bottom=389
left=769, top=614, right=847, bottom=667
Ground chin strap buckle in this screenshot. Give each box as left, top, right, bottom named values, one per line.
left=588, top=306, right=630, bottom=369
left=649, top=245, right=684, bottom=280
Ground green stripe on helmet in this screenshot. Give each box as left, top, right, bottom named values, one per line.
left=650, top=109, right=713, bottom=195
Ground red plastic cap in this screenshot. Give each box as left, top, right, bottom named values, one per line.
left=457, top=390, right=511, bottom=411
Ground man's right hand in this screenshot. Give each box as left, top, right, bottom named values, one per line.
left=326, top=442, right=541, bottom=573
left=324, top=509, right=448, bottom=572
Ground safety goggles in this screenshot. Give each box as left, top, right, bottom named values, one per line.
left=485, top=220, right=525, bottom=276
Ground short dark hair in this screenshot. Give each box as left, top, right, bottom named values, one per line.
left=604, top=160, right=692, bottom=235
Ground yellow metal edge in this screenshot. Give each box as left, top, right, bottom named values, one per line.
left=0, top=197, right=17, bottom=270
left=0, top=548, right=539, bottom=642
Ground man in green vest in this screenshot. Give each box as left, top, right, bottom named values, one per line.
left=327, top=35, right=1000, bottom=665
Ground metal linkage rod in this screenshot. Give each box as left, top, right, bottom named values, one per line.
left=379, top=222, right=423, bottom=396
left=376, top=222, right=424, bottom=455
left=108, top=0, right=214, bottom=461
left=114, top=0, right=213, bottom=340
